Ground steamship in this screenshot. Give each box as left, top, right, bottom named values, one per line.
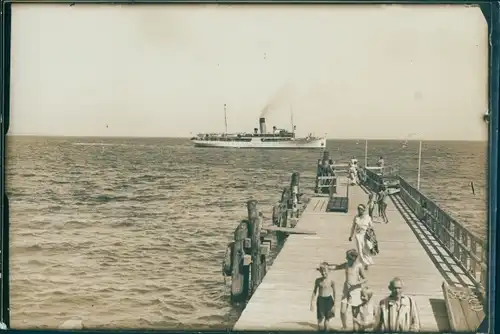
left=190, top=117, right=326, bottom=149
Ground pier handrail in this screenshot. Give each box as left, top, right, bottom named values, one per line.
left=398, top=177, right=487, bottom=297
left=362, top=165, right=487, bottom=298
left=365, top=164, right=400, bottom=176
left=362, top=165, right=399, bottom=191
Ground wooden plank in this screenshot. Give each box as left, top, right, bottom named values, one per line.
left=262, top=226, right=317, bottom=235
left=459, top=299, right=482, bottom=331
left=442, top=282, right=469, bottom=331
left=234, top=185, right=455, bottom=331
left=454, top=286, right=484, bottom=331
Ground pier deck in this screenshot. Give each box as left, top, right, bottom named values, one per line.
left=233, top=182, right=474, bottom=331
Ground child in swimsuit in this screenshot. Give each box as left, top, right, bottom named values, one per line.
left=353, top=286, right=376, bottom=331
left=311, top=262, right=336, bottom=331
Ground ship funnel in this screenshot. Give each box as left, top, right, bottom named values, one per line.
left=259, top=117, right=267, bottom=134
left=254, top=128, right=258, bottom=134
left=272, top=126, right=277, bottom=133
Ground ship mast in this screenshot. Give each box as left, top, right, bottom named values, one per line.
left=290, top=105, right=295, bottom=136
left=224, top=103, right=228, bottom=134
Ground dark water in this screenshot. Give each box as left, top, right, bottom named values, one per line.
left=6, top=136, right=487, bottom=329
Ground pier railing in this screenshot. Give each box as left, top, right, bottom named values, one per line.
left=363, top=165, right=400, bottom=192
left=398, top=178, right=487, bottom=297
left=362, top=165, right=487, bottom=298
left=365, top=165, right=400, bottom=176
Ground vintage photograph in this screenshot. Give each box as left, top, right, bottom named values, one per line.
left=7, top=3, right=489, bottom=331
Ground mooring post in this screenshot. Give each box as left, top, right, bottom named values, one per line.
left=247, top=200, right=263, bottom=295
left=260, top=253, right=268, bottom=281
left=276, top=187, right=289, bottom=243
left=259, top=235, right=271, bottom=288
left=272, top=203, right=280, bottom=226
left=290, top=172, right=300, bottom=218
left=280, top=187, right=289, bottom=203
left=315, top=159, right=322, bottom=193
left=322, top=151, right=330, bottom=163
left=280, top=187, right=290, bottom=227
left=231, top=221, right=249, bottom=302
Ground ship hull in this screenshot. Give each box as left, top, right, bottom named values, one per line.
left=192, top=138, right=326, bottom=149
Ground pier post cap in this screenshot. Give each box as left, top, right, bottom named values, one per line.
left=246, top=200, right=258, bottom=206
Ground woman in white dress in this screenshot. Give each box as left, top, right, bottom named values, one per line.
left=348, top=165, right=358, bottom=185
left=349, top=204, right=374, bottom=269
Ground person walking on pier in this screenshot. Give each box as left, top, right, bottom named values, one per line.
left=352, top=286, right=377, bottom=332
left=374, top=277, right=420, bottom=332
left=367, top=193, right=377, bottom=219
left=348, top=163, right=359, bottom=185
left=376, top=156, right=385, bottom=170
left=349, top=204, right=375, bottom=269
left=358, top=167, right=367, bottom=185
left=377, top=186, right=389, bottom=223
left=324, top=249, right=366, bottom=331
left=311, top=262, right=336, bottom=331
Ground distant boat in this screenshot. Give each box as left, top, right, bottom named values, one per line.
left=191, top=105, right=326, bottom=150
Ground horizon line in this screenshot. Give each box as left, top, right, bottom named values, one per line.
left=5, top=134, right=488, bottom=142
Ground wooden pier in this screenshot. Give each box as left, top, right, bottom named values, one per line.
left=224, top=159, right=487, bottom=332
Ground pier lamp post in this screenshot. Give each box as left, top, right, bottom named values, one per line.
left=402, top=133, right=422, bottom=190
left=224, top=104, right=228, bottom=134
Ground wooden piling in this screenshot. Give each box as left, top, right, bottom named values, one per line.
left=322, top=151, right=330, bottom=163
left=275, top=187, right=290, bottom=243
left=290, top=172, right=300, bottom=218
left=280, top=187, right=290, bottom=228
left=272, top=203, right=280, bottom=226
left=228, top=173, right=309, bottom=301
left=291, top=172, right=300, bottom=193
left=315, top=159, right=322, bottom=192
left=231, top=220, right=249, bottom=302
left=247, top=200, right=263, bottom=295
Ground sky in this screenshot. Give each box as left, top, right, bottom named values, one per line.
left=9, top=4, right=488, bottom=140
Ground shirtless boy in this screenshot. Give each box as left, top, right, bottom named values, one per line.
left=377, top=186, right=389, bottom=223
left=311, top=262, right=336, bottom=331
left=324, top=249, right=367, bottom=330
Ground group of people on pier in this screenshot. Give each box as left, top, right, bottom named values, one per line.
left=310, top=159, right=420, bottom=332
left=351, top=157, right=390, bottom=224
left=367, top=187, right=389, bottom=224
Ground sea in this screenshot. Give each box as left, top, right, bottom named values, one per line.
left=6, top=136, right=488, bottom=329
